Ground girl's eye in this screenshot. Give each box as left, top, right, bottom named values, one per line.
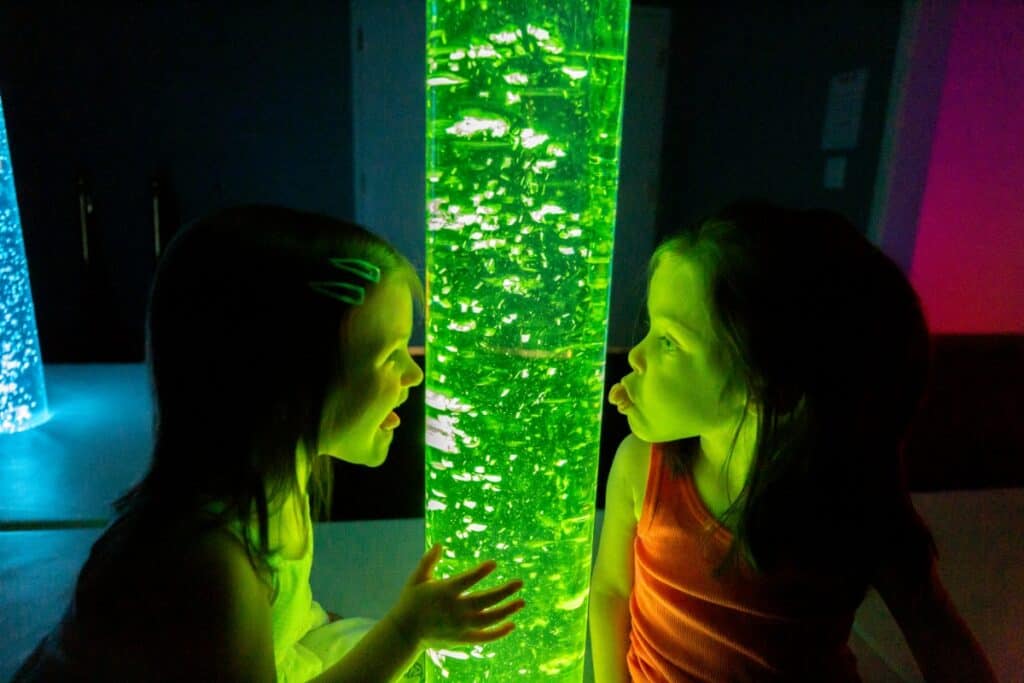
left=658, top=335, right=677, bottom=351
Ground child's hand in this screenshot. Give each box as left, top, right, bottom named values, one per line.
left=385, top=543, right=525, bottom=648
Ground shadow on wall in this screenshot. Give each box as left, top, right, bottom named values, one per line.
left=330, top=335, right=1024, bottom=521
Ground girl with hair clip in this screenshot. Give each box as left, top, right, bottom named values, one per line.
left=589, top=200, right=996, bottom=682
left=14, top=205, right=525, bottom=682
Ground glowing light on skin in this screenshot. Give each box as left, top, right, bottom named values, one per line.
left=424, top=1, right=630, bottom=679
left=0, top=94, right=48, bottom=433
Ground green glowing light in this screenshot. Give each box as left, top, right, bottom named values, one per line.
left=424, top=1, right=630, bottom=679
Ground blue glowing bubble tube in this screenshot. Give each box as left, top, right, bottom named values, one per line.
left=0, top=94, right=48, bottom=433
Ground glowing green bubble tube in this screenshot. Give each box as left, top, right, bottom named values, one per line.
left=424, top=1, right=629, bottom=679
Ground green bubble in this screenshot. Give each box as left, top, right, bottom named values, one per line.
left=425, top=0, right=629, bottom=680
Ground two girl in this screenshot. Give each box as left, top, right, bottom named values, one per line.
left=17, top=199, right=995, bottom=682
left=590, top=200, right=996, bottom=681
left=15, top=206, right=524, bottom=682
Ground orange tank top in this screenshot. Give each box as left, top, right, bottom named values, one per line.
left=626, top=443, right=864, bottom=682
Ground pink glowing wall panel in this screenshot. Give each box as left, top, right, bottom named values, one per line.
left=910, top=0, right=1024, bottom=333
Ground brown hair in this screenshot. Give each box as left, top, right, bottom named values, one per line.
left=648, top=200, right=937, bottom=585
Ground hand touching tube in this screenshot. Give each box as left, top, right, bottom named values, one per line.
left=386, top=543, right=526, bottom=648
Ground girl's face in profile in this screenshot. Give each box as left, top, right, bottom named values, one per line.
left=318, top=274, right=424, bottom=467
left=615, top=254, right=747, bottom=444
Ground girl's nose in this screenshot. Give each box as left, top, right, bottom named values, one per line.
left=627, top=342, right=645, bottom=373
left=405, top=358, right=425, bottom=387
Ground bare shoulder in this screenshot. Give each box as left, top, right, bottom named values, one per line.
left=158, top=528, right=276, bottom=681
left=612, top=433, right=651, bottom=522
left=591, top=434, right=650, bottom=599
left=183, top=527, right=269, bottom=587
left=178, top=527, right=275, bottom=623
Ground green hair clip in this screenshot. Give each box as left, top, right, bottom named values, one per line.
left=309, top=257, right=382, bottom=305
left=328, top=257, right=381, bottom=283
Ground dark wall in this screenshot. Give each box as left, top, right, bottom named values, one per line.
left=5, top=3, right=1018, bottom=517
left=0, top=1, right=354, bottom=362
left=657, top=1, right=902, bottom=238
left=2, top=1, right=902, bottom=361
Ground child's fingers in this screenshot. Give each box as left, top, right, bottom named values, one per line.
left=459, top=622, right=516, bottom=643
left=463, top=579, right=524, bottom=610
left=409, top=543, right=443, bottom=583
left=448, top=559, right=498, bottom=592
left=472, top=598, right=526, bottom=626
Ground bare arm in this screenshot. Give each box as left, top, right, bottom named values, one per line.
left=315, top=543, right=524, bottom=683
left=309, top=613, right=422, bottom=682
left=590, top=434, right=645, bottom=683
left=172, top=530, right=521, bottom=683
left=875, top=559, right=997, bottom=682
left=589, top=592, right=632, bottom=683
left=175, top=530, right=420, bottom=683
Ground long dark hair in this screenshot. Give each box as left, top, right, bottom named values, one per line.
left=651, top=200, right=937, bottom=585
left=80, top=205, right=422, bottom=594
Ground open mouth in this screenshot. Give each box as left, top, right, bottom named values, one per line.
left=609, top=382, right=635, bottom=413
left=380, top=410, right=401, bottom=430
left=380, top=396, right=407, bottom=431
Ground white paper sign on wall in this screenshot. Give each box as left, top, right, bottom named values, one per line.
left=821, top=67, right=869, bottom=151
